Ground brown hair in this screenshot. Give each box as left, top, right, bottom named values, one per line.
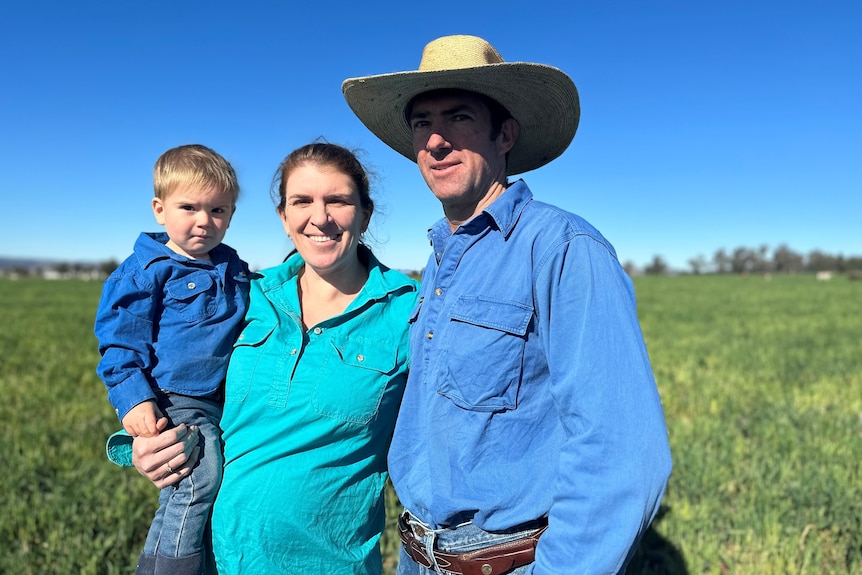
left=271, top=142, right=374, bottom=215
left=153, top=144, right=240, bottom=202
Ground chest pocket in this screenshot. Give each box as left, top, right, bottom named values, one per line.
left=439, top=296, right=532, bottom=412
left=165, top=271, right=217, bottom=322
left=313, top=334, right=399, bottom=424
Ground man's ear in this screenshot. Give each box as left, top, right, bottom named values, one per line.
left=497, top=117, right=519, bottom=156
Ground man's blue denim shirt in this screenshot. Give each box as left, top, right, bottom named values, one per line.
left=387, top=181, right=672, bottom=574
left=94, top=232, right=251, bottom=421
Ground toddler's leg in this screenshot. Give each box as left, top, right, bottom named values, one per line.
left=152, top=392, right=223, bottom=574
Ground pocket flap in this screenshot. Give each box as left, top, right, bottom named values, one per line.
left=450, top=296, right=532, bottom=335
left=234, top=323, right=275, bottom=347
left=166, top=271, right=214, bottom=301
left=330, top=334, right=398, bottom=374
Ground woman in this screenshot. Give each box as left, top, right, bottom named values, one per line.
left=117, top=143, right=418, bottom=574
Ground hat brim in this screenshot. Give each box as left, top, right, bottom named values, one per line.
left=342, top=62, right=579, bottom=176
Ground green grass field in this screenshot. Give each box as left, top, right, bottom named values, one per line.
left=1, top=276, right=860, bottom=574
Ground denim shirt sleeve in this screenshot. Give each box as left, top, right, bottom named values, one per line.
left=94, top=269, right=160, bottom=422
left=532, top=234, right=672, bottom=574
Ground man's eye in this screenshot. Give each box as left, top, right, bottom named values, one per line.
left=411, top=120, right=429, bottom=130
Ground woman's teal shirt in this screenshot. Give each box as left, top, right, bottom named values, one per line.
left=210, top=248, right=418, bottom=574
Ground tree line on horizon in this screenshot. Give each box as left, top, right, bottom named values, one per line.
left=626, top=244, right=862, bottom=277
left=2, top=244, right=861, bottom=280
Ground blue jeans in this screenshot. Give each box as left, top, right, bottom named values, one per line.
left=396, top=511, right=540, bottom=575
left=143, top=392, right=223, bottom=564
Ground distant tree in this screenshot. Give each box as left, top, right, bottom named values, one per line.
left=806, top=250, right=838, bottom=272
left=99, top=259, right=120, bottom=277
left=730, top=247, right=756, bottom=274
left=644, top=255, right=668, bottom=276
left=772, top=244, right=804, bottom=273
left=687, top=255, right=708, bottom=275
left=713, top=249, right=731, bottom=274
left=836, top=255, right=847, bottom=273
left=845, top=257, right=862, bottom=272
left=752, top=245, right=773, bottom=274
left=622, top=260, right=638, bottom=277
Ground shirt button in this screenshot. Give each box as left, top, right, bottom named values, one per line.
left=426, top=331, right=433, bottom=340
left=187, top=282, right=196, bottom=289
left=356, top=354, right=365, bottom=362
left=434, top=287, right=442, bottom=296
left=290, top=349, right=297, bottom=355
left=313, top=327, right=323, bottom=335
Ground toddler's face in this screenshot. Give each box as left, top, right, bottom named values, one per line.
left=152, top=185, right=235, bottom=261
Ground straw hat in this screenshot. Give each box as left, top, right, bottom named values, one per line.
left=342, top=35, right=579, bottom=176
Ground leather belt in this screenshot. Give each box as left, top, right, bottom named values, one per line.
left=397, top=513, right=547, bottom=575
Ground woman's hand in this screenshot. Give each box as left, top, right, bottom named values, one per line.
left=132, top=422, right=200, bottom=488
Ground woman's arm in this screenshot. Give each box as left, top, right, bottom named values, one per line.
left=132, top=423, right=201, bottom=488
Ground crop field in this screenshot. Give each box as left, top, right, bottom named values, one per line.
left=1, top=276, right=860, bottom=574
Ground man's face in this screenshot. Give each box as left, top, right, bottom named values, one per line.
left=409, top=90, right=516, bottom=220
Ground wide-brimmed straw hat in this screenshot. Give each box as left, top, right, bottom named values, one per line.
left=342, top=35, right=579, bottom=176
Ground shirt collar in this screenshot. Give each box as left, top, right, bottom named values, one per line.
left=134, top=232, right=235, bottom=269
left=427, top=179, right=533, bottom=242
left=482, top=179, right=532, bottom=237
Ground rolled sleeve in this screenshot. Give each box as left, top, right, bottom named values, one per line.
left=106, top=430, right=134, bottom=467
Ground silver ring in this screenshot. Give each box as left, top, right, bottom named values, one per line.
left=167, top=463, right=174, bottom=473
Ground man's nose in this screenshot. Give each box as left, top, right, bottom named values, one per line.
left=425, top=132, right=450, bottom=151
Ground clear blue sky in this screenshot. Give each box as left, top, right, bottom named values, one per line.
left=2, top=1, right=859, bottom=272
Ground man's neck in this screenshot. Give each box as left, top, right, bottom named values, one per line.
left=445, top=180, right=508, bottom=231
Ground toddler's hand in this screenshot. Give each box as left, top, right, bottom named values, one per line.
left=122, top=400, right=165, bottom=437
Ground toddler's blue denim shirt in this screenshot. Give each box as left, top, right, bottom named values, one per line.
left=94, top=232, right=251, bottom=421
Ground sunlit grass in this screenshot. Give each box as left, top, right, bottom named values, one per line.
left=1, top=276, right=860, bottom=574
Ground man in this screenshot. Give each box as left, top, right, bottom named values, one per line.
left=343, top=35, right=672, bottom=574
